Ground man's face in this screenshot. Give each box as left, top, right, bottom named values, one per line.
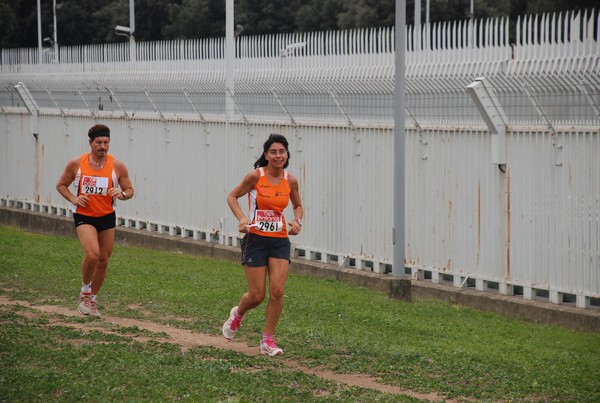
left=90, top=136, right=110, bottom=157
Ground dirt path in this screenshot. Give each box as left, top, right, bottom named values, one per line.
left=1, top=295, right=459, bottom=402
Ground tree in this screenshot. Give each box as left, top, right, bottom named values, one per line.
left=162, top=0, right=224, bottom=39
left=338, top=0, right=395, bottom=30
left=135, top=0, right=174, bottom=41
left=295, top=0, right=344, bottom=32
left=0, top=0, right=596, bottom=48
left=0, top=0, right=50, bottom=49
left=235, top=0, right=304, bottom=35
left=524, top=0, right=597, bottom=15
left=0, top=0, right=20, bottom=48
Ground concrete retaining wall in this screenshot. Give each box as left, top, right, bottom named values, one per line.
left=1, top=206, right=598, bottom=333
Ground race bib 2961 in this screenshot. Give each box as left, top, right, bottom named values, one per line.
left=254, top=210, right=282, bottom=232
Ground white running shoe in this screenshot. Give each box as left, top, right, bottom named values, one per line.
left=260, top=339, right=283, bottom=356
left=90, top=299, right=101, bottom=317
left=222, top=306, right=241, bottom=340
left=78, top=292, right=92, bottom=316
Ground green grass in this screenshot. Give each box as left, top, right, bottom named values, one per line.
left=1, top=225, right=599, bottom=401
left=2, top=309, right=393, bottom=402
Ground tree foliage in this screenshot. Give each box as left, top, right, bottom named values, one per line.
left=162, top=0, right=225, bottom=39
left=0, top=0, right=596, bottom=48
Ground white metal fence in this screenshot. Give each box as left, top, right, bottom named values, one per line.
left=1, top=10, right=599, bottom=309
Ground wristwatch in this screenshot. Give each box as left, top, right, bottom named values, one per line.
left=121, top=191, right=127, bottom=199
left=294, top=218, right=303, bottom=226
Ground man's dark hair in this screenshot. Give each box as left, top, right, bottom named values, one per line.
left=88, top=124, right=110, bottom=140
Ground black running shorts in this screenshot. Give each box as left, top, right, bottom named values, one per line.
left=73, top=211, right=116, bottom=232
left=240, top=233, right=291, bottom=267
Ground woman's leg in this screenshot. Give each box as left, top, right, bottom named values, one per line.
left=263, top=257, right=289, bottom=334
left=237, top=265, right=267, bottom=315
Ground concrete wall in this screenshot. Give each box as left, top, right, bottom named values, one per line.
left=2, top=206, right=598, bottom=333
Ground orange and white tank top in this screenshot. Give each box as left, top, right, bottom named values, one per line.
left=72, top=154, right=118, bottom=217
left=248, top=167, right=291, bottom=238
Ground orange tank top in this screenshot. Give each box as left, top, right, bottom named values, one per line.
left=248, top=167, right=291, bottom=238
left=72, top=154, right=118, bottom=217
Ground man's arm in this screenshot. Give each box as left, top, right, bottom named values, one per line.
left=111, top=159, right=134, bottom=200
left=56, top=158, right=82, bottom=205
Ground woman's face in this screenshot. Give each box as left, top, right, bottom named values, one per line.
left=265, top=142, right=288, bottom=167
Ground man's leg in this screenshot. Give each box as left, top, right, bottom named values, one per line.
left=92, top=228, right=116, bottom=295
left=75, top=225, right=99, bottom=315
left=75, top=225, right=100, bottom=286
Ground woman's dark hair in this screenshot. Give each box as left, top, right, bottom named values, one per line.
left=254, top=133, right=289, bottom=169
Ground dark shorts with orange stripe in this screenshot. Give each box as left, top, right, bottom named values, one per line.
left=73, top=211, right=116, bottom=232
left=240, top=233, right=291, bottom=267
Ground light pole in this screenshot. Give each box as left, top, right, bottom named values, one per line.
left=469, top=0, right=474, bottom=48
left=415, top=0, right=431, bottom=51
left=37, top=0, right=42, bottom=63
left=114, top=0, right=136, bottom=62
left=129, top=0, right=136, bottom=61
left=414, top=0, right=420, bottom=50
left=393, top=0, right=406, bottom=277
left=225, top=0, right=234, bottom=120
left=53, top=0, right=58, bottom=62
left=425, top=0, right=430, bottom=50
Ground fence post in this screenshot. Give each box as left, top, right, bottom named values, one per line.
left=144, top=89, right=170, bottom=143
left=14, top=82, right=39, bottom=138
left=466, top=77, right=508, bottom=165
left=183, top=89, right=210, bottom=145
